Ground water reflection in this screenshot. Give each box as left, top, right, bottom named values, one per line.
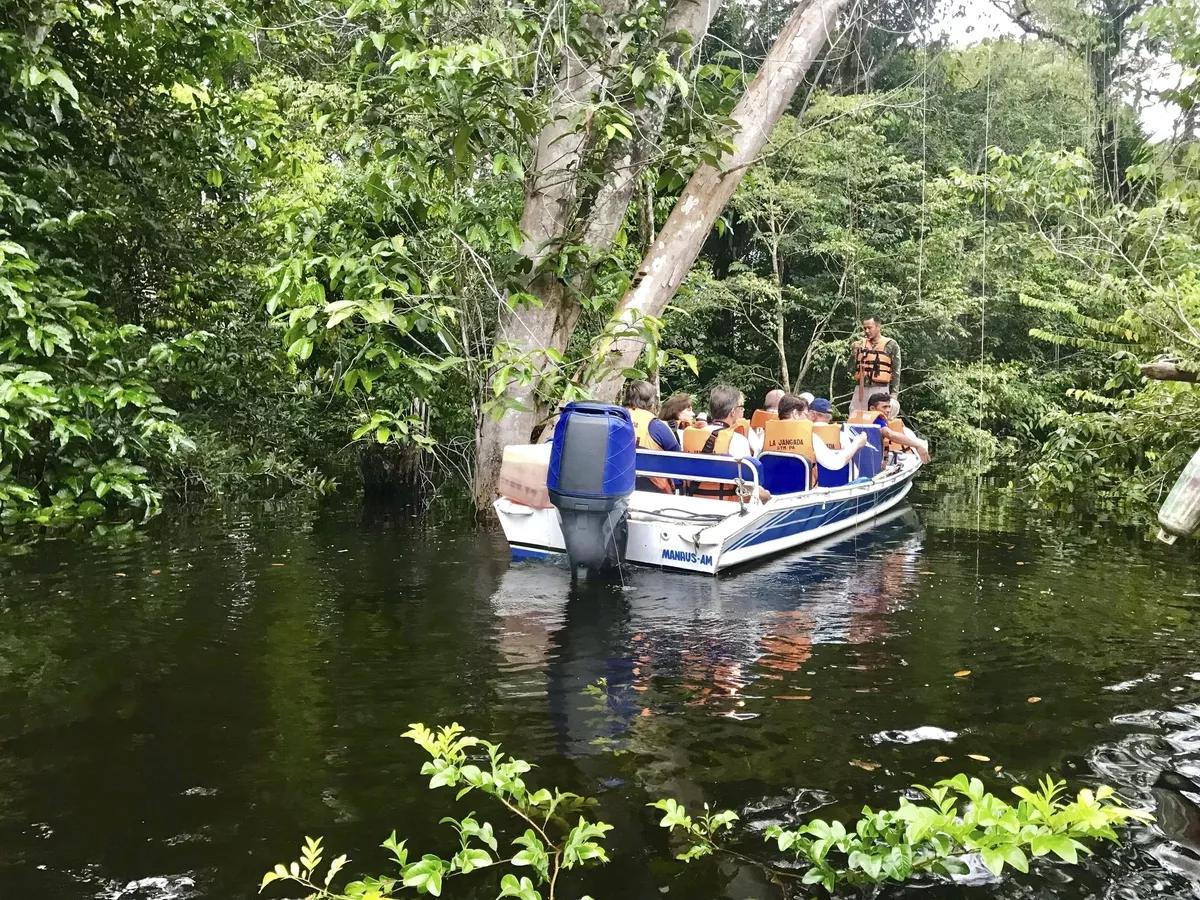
left=489, top=507, right=923, bottom=752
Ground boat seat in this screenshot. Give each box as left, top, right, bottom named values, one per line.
left=758, top=452, right=811, bottom=496
left=847, top=424, right=884, bottom=479
left=634, top=449, right=763, bottom=489
left=816, top=462, right=852, bottom=488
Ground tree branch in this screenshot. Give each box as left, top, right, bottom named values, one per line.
left=1141, top=361, right=1200, bottom=383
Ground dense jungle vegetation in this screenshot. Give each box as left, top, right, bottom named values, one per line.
left=0, top=0, right=1197, bottom=528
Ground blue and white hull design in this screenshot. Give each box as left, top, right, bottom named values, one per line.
left=496, top=452, right=920, bottom=575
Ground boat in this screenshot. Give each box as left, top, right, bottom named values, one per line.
left=495, top=403, right=922, bottom=576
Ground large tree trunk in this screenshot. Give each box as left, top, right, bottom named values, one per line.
left=472, top=0, right=722, bottom=512
left=587, top=0, right=852, bottom=404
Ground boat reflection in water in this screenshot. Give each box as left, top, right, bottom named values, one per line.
left=488, top=506, right=923, bottom=756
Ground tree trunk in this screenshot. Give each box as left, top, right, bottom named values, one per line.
left=472, top=0, right=723, bottom=512
left=588, top=0, right=852, bottom=404
left=769, top=231, right=790, bottom=391
left=1142, top=361, right=1200, bottom=383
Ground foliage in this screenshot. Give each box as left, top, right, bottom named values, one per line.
left=259, top=725, right=1152, bottom=899
left=260, top=723, right=613, bottom=900
left=0, top=234, right=199, bottom=524
left=660, top=775, right=1151, bottom=894
left=955, top=138, right=1200, bottom=509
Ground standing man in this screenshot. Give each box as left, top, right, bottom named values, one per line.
left=849, top=316, right=901, bottom=416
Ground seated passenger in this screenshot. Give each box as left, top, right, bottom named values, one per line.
left=659, top=392, right=695, bottom=443
left=805, top=397, right=835, bottom=424
left=624, top=380, right=680, bottom=493
left=748, top=388, right=784, bottom=454
left=682, top=385, right=771, bottom=503
left=866, top=392, right=929, bottom=463
left=766, top=394, right=867, bottom=472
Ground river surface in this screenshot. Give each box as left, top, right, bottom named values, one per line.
left=3, top=483, right=1200, bottom=899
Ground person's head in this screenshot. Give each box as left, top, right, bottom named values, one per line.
left=763, top=389, right=785, bottom=412
left=867, top=392, right=891, bottom=414
left=778, top=393, right=809, bottom=421
left=799, top=391, right=815, bottom=406
left=695, top=412, right=709, bottom=425
left=708, top=385, right=745, bottom=426
left=659, top=392, right=694, bottom=425
left=863, top=316, right=882, bottom=341
left=625, top=380, right=658, bottom=412
left=807, top=398, right=834, bottom=424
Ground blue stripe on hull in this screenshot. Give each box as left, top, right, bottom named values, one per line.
left=511, top=546, right=553, bottom=561
left=725, top=481, right=908, bottom=553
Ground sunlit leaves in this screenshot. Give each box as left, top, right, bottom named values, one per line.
left=670, top=774, right=1150, bottom=893
left=262, top=723, right=613, bottom=900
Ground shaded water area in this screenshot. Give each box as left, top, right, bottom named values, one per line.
left=3, top=482, right=1200, bottom=899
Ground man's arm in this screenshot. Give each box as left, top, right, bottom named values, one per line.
left=882, top=425, right=929, bottom=463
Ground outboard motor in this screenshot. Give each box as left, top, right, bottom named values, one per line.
left=547, top=403, right=636, bottom=576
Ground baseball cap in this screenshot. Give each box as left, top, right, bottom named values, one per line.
left=809, top=398, right=833, bottom=414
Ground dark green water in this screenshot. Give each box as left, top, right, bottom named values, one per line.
left=3, top=484, right=1200, bottom=899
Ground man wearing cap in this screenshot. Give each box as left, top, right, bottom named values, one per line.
left=803, top=397, right=868, bottom=468
left=806, top=398, right=835, bottom=423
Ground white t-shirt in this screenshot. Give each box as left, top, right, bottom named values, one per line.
left=726, top=430, right=753, bottom=460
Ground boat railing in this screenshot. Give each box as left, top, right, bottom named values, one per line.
left=634, top=450, right=763, bottom=495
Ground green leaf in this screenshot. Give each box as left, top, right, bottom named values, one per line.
left=48, top=69, right=79, bottom=102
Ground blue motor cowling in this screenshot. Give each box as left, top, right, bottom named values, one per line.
left=547, top=403, right=636, bottom=575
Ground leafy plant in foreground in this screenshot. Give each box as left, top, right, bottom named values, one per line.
left=260, top=725, right=1153, bottom=899
left=657, top=774, right=1152, bottom=893
left=260, top=723, right=611, bottom=900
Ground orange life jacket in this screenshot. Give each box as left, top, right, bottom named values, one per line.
left=855, top=335, right=894, bottom=386
left=813, top=423, right=842, bottom=450
left=750, top=409, right=778, bottom=431
left=682, top=424, right=739, bottom=501
left=762, top=419, right=816, bottom=462
left=850, top=408, right=889, bottom=427
left=628, top=407, right=673, bottom=494
left=733, top=417, right=751, bottom=438
left=884, top=418, right=908, bottom=454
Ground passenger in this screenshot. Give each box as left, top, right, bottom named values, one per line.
left=659, top=392, right=695, bottom=440
left=683, top=385, right=771, bottom=502
left=778, top=393, right=808, bottom=421
left=624, top=380, right=680, bottom=494
left=695, top=412, right=709, bottom=426
left=866, top=392, right=929, bottom=463
left=798, top=391, right=815, bottom=406
left=762, top=393, right=868, bottom=483
left=805, top=398, right=835, bottom=424
left=749, top=388, right=785, bottom=454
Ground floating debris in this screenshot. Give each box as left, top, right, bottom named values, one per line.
left=872, top=726, right=959, bottom=745
left=967, top=753, right=991, bottom=762
left=954, top=670, right=972, bottom=678
left=849, top=760, right=880, bottom=772
left=1105, top=673, right=1161, bottom=692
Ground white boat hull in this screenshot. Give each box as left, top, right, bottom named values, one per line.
left=496, top=455, right=920, bottom=575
